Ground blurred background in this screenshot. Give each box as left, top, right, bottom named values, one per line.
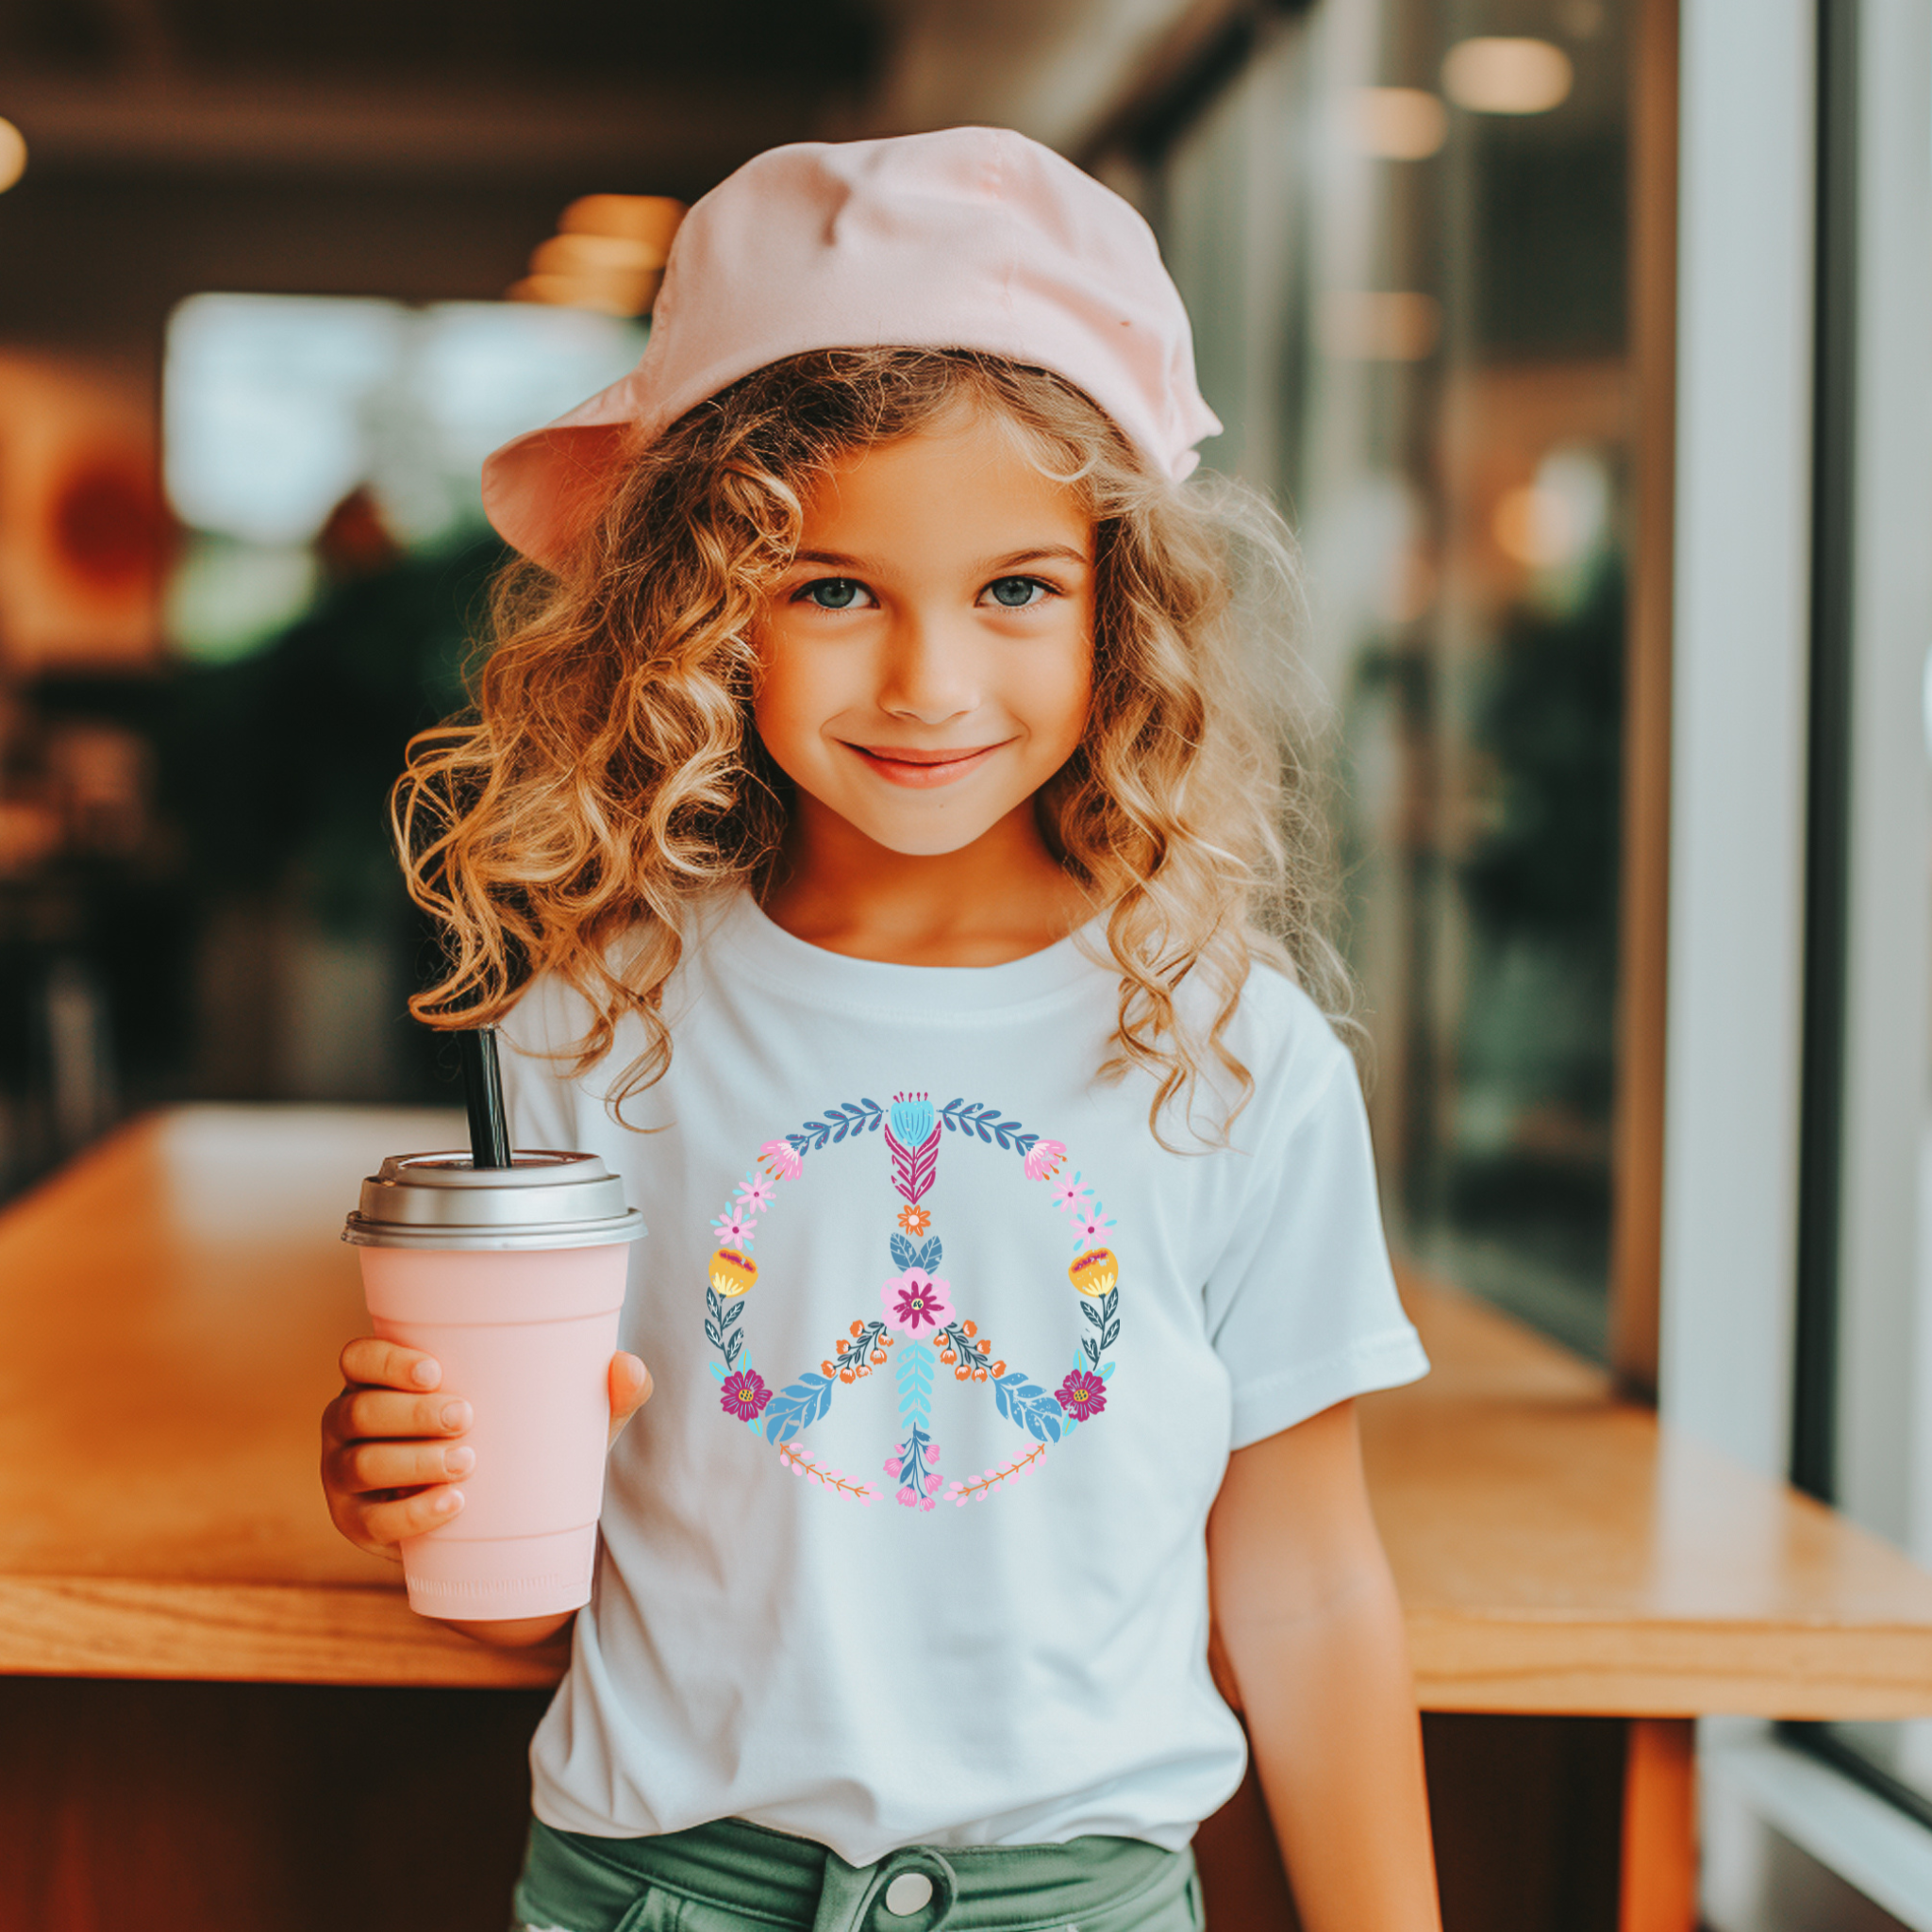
left=4, top=4, right=1931, bottom=1928
left=0, top=0, right=1646, bottom=1368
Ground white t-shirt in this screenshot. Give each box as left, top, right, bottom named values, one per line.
left=499, top=893, right=1426, bottom=1867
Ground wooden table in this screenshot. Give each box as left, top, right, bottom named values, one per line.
left=7, top=1108, right=1932, bottom=1931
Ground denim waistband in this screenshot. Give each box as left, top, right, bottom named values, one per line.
left=517, top=1814, right=1196, bottom=1932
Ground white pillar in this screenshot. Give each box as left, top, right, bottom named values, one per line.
left=1657, top=0, right=1818, bottom=1476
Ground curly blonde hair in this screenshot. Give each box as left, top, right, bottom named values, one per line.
left=394, top=347, right=1346, bottom=1139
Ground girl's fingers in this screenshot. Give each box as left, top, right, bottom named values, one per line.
left=339, top=1336, right=442, bottom=1392
left=335, top=1437, right=475, bottom=1496
left=327, top=1388, right=472, bottom=1448
left=356, top=1483, right=465, bottom=1549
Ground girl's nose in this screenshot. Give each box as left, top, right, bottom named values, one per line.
left=875, top=610, right=978, bottom=724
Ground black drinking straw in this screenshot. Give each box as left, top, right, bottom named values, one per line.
left=458, top=1027, right=512, bottom=1169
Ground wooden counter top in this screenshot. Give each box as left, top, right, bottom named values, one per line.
left=4, top=1106, right=1932, bottom=1718
left=1364, top=1284, right=1932, bottom=1716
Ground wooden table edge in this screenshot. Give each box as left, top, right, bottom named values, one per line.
left=1408, top=1607, right=1932, bottom=1717
left=8, top=1572, right=1932, bottom=1718
left=0, top=1574, right=567, bottom=1689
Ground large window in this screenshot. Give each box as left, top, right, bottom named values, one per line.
left=1794, top=0, right=1932, bottom=1840
left=1119, top=0, right=1649, bottom=1361
left=163, top=293, right=643, bottom=660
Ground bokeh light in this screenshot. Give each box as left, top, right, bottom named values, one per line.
left=1316, top=291, right=1441, bottom=361
left=1442, top=38, right=1574, bottom=115
left=0, top=118, right=27, bottom=193
left=510, top=194, right=686, bottom=316
left=1349, top=87, right=1449, bottom=159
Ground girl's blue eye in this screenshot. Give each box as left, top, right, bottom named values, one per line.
left=800, top=578, right=868, bottom=609
left=986, top=576, right=1048, bottom=608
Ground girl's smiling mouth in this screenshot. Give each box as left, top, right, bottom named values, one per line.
left=843, top=741, right=1010, bottom=788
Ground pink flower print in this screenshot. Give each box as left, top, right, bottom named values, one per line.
left=757, top=1139, right=803, bottom=1182
left=711, top=1208, right=754, bottom=1245
left=1050, top=1172, right=1091, bottom=1213
left=1073, top=1209, right=1112, bottom=1245
left=1024, top=1139, right=1068, bottom=1181
left=720, top=1371, right=772, bottom=1422
left=1055, top=1370, right=1108, bottom=1420
left=881, top=1267, right=952, bottom=1335
left=734, top=1171, right=777, bottom=1215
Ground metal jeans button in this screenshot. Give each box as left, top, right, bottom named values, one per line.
left=883, top=1872, right=935, bottom=1916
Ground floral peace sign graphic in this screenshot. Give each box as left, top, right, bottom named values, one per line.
left=702, top=1092, right=1122, bottom=1509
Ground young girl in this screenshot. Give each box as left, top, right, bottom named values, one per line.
left=321, top=128, right=1441, bottom=1932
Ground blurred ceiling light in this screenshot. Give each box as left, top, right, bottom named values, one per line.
left=532, top=231, right=663, bottom=275
left=1316, top=291, right=1441, bottom=361
left=562, top=194, right=687, bottom=255
left=510, top=193, right=687, bottom=318
left=1349, top=87, right=1448, bottom=159
left=508, top=269, right=662, bottom=318
left=1441, top=38, right=1574, bottom=114
left=0, top=118, right=27, bottom=193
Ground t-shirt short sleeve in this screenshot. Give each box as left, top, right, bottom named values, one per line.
left=1203, top=1024, right=1428, bottom=1449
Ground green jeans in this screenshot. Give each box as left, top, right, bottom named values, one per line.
left=511, top=1815, right=1205, bottom=1932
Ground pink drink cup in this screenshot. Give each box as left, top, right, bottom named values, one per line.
left=344, top=1149, right=644, bottom=1623
left=358, top=1243, right=629, bottom=1621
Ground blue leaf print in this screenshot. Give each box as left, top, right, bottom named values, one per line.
left=993, top=1373, right=1063, bottom=1444
left=890, top=1232, right=916, bottom=1270
left=913, top=1236, right=941, bottom=1271
left=763, top=1374, right=835, bottom=1444
left=896, top=1338, right=934, bottom=1422
left=936, top=1100, right=1031, bottom=1153
left=792, top=1098, right=885, bottom=1153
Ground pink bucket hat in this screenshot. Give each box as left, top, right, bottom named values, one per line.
left=481, top=125, right=1222, bottom=566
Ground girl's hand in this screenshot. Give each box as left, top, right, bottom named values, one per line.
left=320, top=1340, right=654, bottom=1563
left=321, top=1338, right=474, bottom=1563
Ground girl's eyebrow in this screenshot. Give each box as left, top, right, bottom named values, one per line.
left=984, top=544, right=1091, bottom=572
left=787, top=544, right=1091, bottom=572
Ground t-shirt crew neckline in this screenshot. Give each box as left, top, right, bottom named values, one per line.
left=708, top=890, right=1105, bottom=1020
